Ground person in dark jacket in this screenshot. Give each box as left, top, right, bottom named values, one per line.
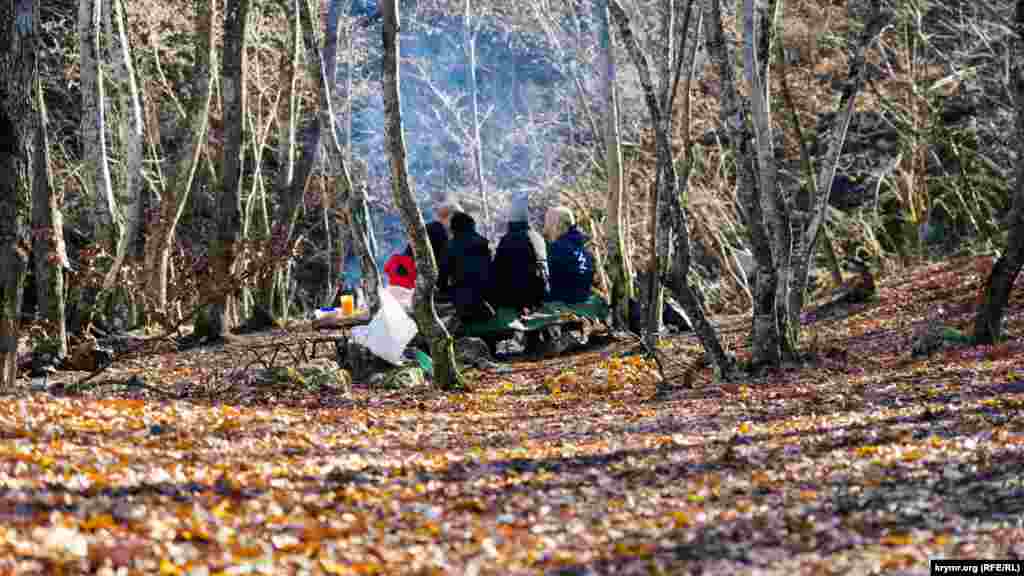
left=427, top=199, right=460, bottom=300
left=425, top=221, right=449, bottom=296
left=545, top=206, right=594, bottom=304
left=490, top=196, right=549, bottom=312
left=445, top=211, right=495, bottom=322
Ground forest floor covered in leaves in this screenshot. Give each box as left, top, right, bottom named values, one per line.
left=3, top=255, right=1024, bottom=575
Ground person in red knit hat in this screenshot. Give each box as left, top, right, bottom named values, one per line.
left=384, top=245, right=417, bottom=289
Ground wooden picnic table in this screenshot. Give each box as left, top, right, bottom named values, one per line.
left=230, top=312, right=373, bottom=371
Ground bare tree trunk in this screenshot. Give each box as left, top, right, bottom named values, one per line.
left=775, top=17, right=844, bottom=292
left=788, top=0, right=886, bottom=332
left=596, top=0, right=633, bottom=331
left=109, top=0, right=143, bottom=260
left=0, top=0, right=39, bottom=387
left=263, top=0, right=300, bottom=317
left=321, top=6, right=338, bottom=304
left=82, top=0, right=128, bottom=329
left=270, top=0, right=312, bottom=321
left=742, top=0, right=794, bottom=357
left=142, top=0, right=216, bottom=324
left=78, top=0, right=106, bottom=235
left=464, top=0, right=489, bottom=238
left=381, top=0, right=464, bottom=390
left=643, top=0, right=684, bottom=348
left=331, top=5, right=356, bottom=302
left=703, top=0, right=779, bottom=367
left=210, top=0, right=250, bottom=338
left=273, top=1, right=320, bottom=321
left=610, top=0, right=735, bottom=381
left=348, top=179, right=382, bottom=312
left=975, top=0, right=1024, bottom=345
left=31, top=73, right=68, bottom=358
left=241, top=64, right=283, bottom=319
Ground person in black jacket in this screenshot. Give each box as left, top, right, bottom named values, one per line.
left=426, top=200, right=460, bottom=301
left=490, top=196, right=549, bottom=313
left=445, top=211, right=495, bottom=322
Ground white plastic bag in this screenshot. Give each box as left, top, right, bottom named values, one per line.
left=386, top=285, right=415, bottom=312
left=350, top=325, right=370, bottom=347
left=363, top=287, right=418, bottom=365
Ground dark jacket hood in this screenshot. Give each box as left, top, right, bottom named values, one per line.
left=562, top=225, right=588, bottom=244
left=450, top=212, right=477, bottom=236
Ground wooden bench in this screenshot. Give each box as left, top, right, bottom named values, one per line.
left=460, top=295, right=610, bottom=354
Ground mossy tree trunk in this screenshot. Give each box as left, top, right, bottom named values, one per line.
left=596, top=0, right=633, bottom=331
left=210, top=0, right=250, bottom=339
left=381, top=0, right=464, bottom=390
left=107, top=0, right=143, bottom=262
left=79, top=0, right=127, bottom=330
left=31, top=71, right=67, bottom=358
left=1, top=0, right=39, bottom=386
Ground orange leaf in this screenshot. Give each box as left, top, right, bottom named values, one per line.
left=881, top=533, right=914, bottom=546
left=320, top=559, right=354, bottom=575
left=880, top=553, right=917, bottom=570
left=902, top=449, right=926, bottom=462
left=452, top=499, right=487, bottom=513
left=81, top=514, right=116, bottom=532
left=160, top=559, right=183, bottom=575
left=855, top=445, right=881, bottom=457
left=671, top=511, right=690, bottom=528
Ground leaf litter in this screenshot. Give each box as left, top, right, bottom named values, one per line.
left=2, top=256, right=1024, bottom=575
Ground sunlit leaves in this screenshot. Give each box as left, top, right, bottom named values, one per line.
left=0, top=257, right=1022, bottom=573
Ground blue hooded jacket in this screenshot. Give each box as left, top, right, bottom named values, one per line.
left=547, top=225, right=594, bottom=304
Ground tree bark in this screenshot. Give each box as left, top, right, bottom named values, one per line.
left=1, top=0, right=39, bottom=387
left=142, top=0, right=216, bottom=324
left=610, top=0, right=735, bottom=381
left=596, top=0, right=633, bottom=330
left=381, top=0, right=464, bottom=390
left=788, top=0, right=886, bottom=333
left=272, top=0, right=327, bottom=321
left=109, top=0, right=144, bottom=260
left=79, top=0, right=126, bottom=328
left=210, top=0, right=250, bottom=338
left=742, top=0, right=794, bottom=358
left=464, top=0, right=489, bottom=237
left=78, top=0, right=109, bottom=237
left=31, top=72, right=67, bottom=358
left=974, top=0, right=1024, bottom=345
left=775, top=21, right=844, bottom=291
left=261, top=0, right=300, bottom=317
left=703, top=0, right=779, bottom=367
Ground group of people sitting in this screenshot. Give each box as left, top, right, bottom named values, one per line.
left=383, top=197, right=596, bottom=333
